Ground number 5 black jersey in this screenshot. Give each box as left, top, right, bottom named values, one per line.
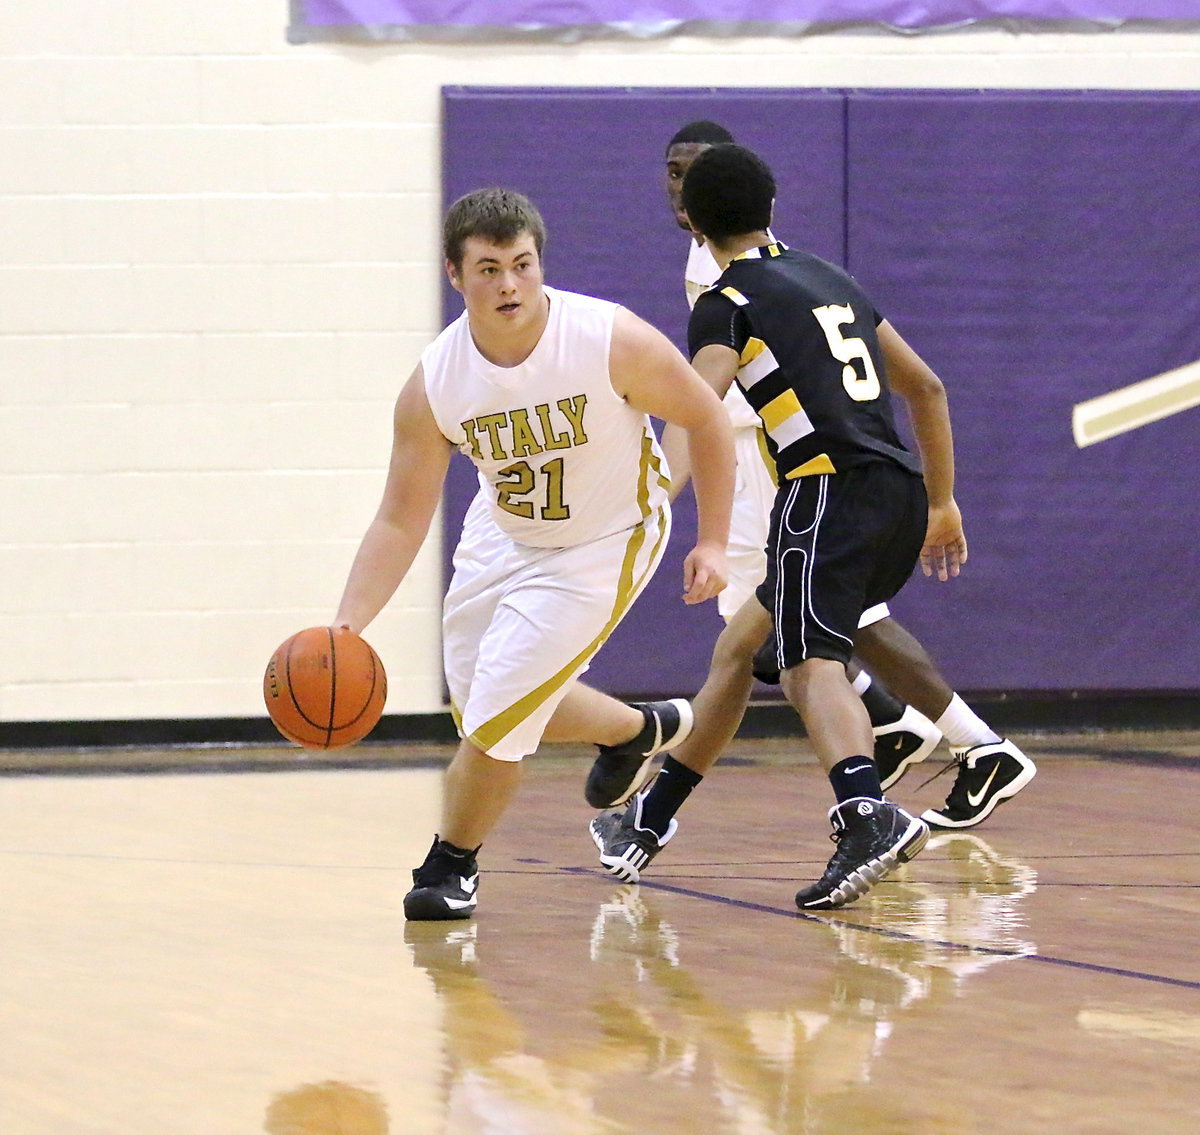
left=687, top=242, right=922, bottom=483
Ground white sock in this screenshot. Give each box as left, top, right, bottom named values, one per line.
left=934, top=694, right=1002, bottom=749
left=850, top=670, right=872, bottom=695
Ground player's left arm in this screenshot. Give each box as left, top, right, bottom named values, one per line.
left=877, top=319, right=967, bottom=580
left=609, top=307, right=735, bottom=604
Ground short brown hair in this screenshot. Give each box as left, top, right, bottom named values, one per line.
left=443, top=188, right=547, bottom=270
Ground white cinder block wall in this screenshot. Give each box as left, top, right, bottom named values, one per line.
left=1, top=4, right=1196, bottom=723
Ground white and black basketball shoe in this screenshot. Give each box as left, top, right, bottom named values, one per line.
left=796, top=797, right=929, bottom=911
left=920, top=740, right=1037, bottom=829
left=872, top=705, right=943, bottom=790
left=590, top=793, right=678, bottom=884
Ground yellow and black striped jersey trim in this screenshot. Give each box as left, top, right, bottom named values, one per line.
left=687, top=241, right=921, bottom=482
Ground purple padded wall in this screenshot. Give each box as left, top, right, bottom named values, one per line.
left=846, top=90, right=1200, bottom=689
left=442, top=89, right=846, bottom=695
left=441, top=87, right=1200, bottom=695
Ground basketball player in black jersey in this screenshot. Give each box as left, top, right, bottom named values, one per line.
left=634, top=120, right=1036, bottom=830
left=592, top=144, right=1033, bottom=909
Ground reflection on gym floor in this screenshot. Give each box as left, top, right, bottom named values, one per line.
left=265, top=1080, right=391, bottom=1135
left=404, top=833, right=1039, bottom=1135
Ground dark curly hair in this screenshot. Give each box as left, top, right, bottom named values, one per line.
left=665, top=120, right=734, bottom=154
left=681, top=144, right=775, bottom=244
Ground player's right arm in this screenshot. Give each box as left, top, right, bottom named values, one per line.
left=661, top=290, right=744, bottom=499
left=334, top=363, right=454, bottom=632
left=658, top=345, right=740, bottom=501
left=877, top=320, right=967, bottom=581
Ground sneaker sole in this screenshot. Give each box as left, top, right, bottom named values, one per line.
left=595, top=753, right=658, bottom=810
left=403, top=889, right=477, bottom=922
left=653, top=698, right=695, bottom=753
left=798, top=815, right=930, bottom=911
left=590, top=699, right=696, bottom=809
left=921, top=759, right=1037, bottom=830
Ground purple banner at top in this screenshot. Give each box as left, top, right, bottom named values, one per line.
left=292, top=1, right=1197, bottom=41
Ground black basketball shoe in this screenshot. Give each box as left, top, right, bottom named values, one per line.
left=590, top=793, right=678, bottom=884
left=920, top=740, right=1037, bottom=829
left=585, top=698, right=694, bottom=809
left=796, top=797, right=929, bottom=911
left=872, top=705, right=943, bottom=790
left=403, top=837, right=480, bottom=921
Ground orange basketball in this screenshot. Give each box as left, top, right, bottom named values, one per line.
left=263, top=626, right=387, bottom=750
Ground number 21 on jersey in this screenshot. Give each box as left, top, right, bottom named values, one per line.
left=495, top=457, right=570, bottom=521
left=812, top=304, right=882, bottom=401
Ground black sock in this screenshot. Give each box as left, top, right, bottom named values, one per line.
left=414, top=836, right=480, bottom=886
left=637, top=756, right=703, bottom=837
left=433, top=836, right=480, bottom=860
left=858, top=679, right=907, bottom=729
left=828, top=757, right=883, bottom=804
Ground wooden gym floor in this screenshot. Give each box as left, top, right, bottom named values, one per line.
left=1, top=729, right=1198, bottom=1134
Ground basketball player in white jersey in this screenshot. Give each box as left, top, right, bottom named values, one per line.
left=333, top=189, right=735, bottom=921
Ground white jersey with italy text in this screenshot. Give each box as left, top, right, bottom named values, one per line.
left=422, top=285, right=670, bottom=549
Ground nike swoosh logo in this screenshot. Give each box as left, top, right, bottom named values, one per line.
left=844, top=764, right=873, bottom=774
left=445, top=895, right=477, bottom=910
left=967, top=765, right=1001, bottom=807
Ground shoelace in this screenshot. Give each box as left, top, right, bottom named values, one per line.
left=916, top=754, right=963, bottom=791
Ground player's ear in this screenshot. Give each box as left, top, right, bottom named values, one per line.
left=445, top=258, right=463, bottom=292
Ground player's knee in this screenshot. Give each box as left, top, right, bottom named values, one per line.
left=712, top=624, right=762, bottom=673
left=781, top=656, right=843, bottom=697
left=714, top=601, right=771, bottom=668
left=461, top=734, right=527, bottom=763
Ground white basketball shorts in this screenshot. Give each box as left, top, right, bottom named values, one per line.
left=443, top=493, right=671, bottom=761
left=719, top=426, right=775, bottom=620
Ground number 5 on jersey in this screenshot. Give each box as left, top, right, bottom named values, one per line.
left=812, top=304, right=882, bottom=401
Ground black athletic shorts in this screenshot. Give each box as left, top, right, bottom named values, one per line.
left=753, top=462, right=927, bottom=683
